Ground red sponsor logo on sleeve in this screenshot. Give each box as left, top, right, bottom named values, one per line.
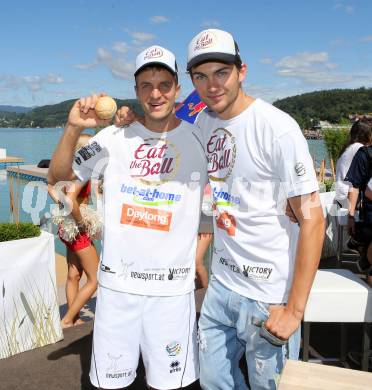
left=216, top=211, right=236, bottom=236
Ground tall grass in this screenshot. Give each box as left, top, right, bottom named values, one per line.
left=0, top=272, right=63, bottom=359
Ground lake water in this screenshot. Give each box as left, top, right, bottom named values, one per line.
left=0, top=128, right=329, bottom=254
left=0, top=128, right=64, bottom=222
left=0, top=128, right=96, bottom=254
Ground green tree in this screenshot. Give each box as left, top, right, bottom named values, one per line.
left=323, top=128, right=349, bottom=161
left=274, top=87, right=372, bottom=129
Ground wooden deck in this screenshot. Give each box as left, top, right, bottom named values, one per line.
left=7, top=164, right=47, bottom=182
left=279, top=359, right=372, bottom=389
left=0, top=156, right=25, bottom=168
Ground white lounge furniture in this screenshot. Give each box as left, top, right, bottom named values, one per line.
left=0, top=231, right=63, bottom=359
left=336, top=206, right=350, bottom=262
left=302, top=269, right=372, bottom=371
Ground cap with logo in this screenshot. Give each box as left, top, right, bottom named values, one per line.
left=134, top=45, right=178, bottom=77
left=187, top=29, right=241, bottom=71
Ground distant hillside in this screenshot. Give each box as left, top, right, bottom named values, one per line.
left=2, top=88, right=372, bottom=128
left=273, top=87, right=372, bottom=128
left=0, top=98, right=143, bottom=128
left=0, top=105, right=33, bottom=113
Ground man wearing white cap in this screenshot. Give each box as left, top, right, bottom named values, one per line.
left=48, top=45, right=210, bottom=389
left=186, top=29, right=325, bottom=389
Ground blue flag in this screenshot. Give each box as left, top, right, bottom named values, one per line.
left=176, top=90, right=206, bottom=124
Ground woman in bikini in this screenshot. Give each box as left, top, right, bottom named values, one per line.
left=48, top=134, right=100, bottom=328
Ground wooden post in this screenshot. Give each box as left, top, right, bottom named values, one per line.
left=330, top=158, right=336, bottom=181
left=15, top=165, right=21, bottom=224
left=313, top=156, right=318, bottom=180
left=9, top=175, right=15, bottom=223
left=319, top=159, right=325, bottom=183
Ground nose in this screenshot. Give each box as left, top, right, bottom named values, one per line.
left=150, top=87, right=161, bottom=99
left=206, top=76, right=219, bottom=92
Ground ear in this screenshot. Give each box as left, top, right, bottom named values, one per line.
left=175, top=83, right=181, bottom=100
left=238, top=63, right=247, bottom=83
left=134, top=85, right=138, bottom=98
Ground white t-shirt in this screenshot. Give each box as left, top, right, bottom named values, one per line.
left=335, top=142, right=363, bottom=203
left=196, top=98, right=319, bottom=303
left=72, top=122, right=208, bottom=296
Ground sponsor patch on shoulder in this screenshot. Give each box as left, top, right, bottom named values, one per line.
left=294, top=162, right=306, bottom=176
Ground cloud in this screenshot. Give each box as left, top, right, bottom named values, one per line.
left=112, top=41, right=129, bottom=54
left=325, top=63, right=338, bottom=70
left=276, top=68, right=353, bottom=85
left=97, top=47, right=112, bottom=62
left=0, top=73, right=63, bottom=92
left=45, top=74, right=63, bottom=84
left=75, top=48, right=112, bottom=70
left=360, top=35, right=372, bottom=43
left=131, top=31, right=156, bottom=45
left=74, top=61, right=98, bottom=70
left=75, top=46, right=135, bottom=80
left=260, top=57, right=273, bottom=65
left=275, top=52, right=329, bottom=69
left=278, top=69, right=354, bottom=85
left=273, top=51, right=365, bottom=86
left=243, top=82, right=296, bottom=103
left=109, top=58, right=135, bottom=79
left=333, top=2, right=354, bottom=14
left=345, top=5, right=354, bottom=14
left=150, top=15, right=169, bottom=23
left=201, top=20, right=220, bottom=28
left=330, top=38, right=346, bottom=46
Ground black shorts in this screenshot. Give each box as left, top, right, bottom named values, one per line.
left=354, top=222, right=372, bottom=247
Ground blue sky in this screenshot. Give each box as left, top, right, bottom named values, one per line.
left=1, top=0, right=372, bottom=107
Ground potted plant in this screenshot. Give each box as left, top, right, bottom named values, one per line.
left=0, top=222, right=41, bottom=242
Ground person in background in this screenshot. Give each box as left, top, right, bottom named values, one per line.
left=345, top=124, right=372, bottom=369
left=48, top=134, right=99, bottom=328
left=366, top=178, right=372, bottom=201
left=345, top=120, right=372, bottom=284
left=366, top=178, right=372, bottom=286
left=335, top=119, right=372, bottom=208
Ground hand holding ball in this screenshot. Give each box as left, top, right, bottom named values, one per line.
left=95, top=96, right=117, bottom=120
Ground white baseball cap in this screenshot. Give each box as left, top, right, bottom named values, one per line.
left=187, top=29, right=241, bottom=71
left=134, top=45, right=178, bottom=77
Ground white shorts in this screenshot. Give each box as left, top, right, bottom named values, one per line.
left=89, top=286, right=199, bottom=389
